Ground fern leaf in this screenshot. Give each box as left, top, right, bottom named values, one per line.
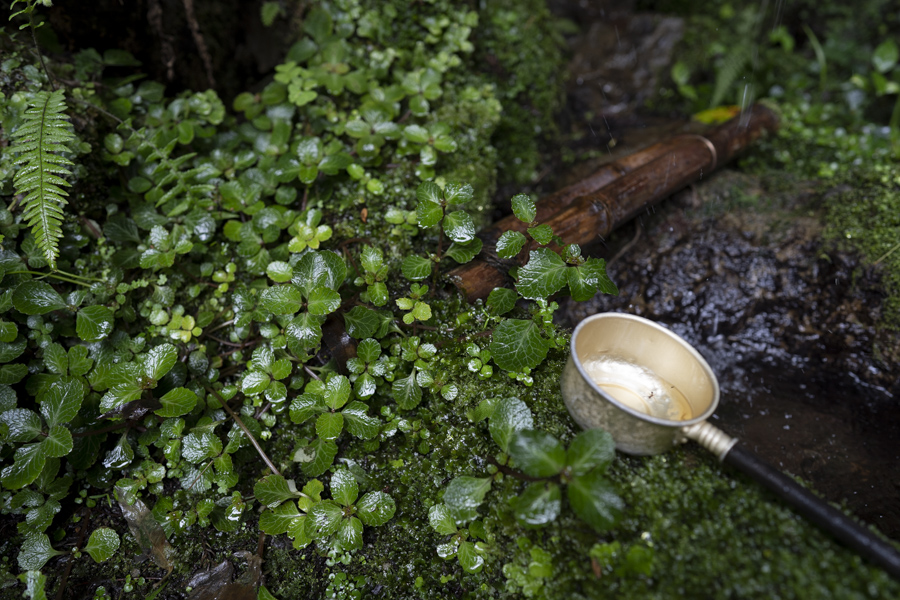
left=11, top=90, right=76, bottom=269
left=710, top=44, right=752, bottom=109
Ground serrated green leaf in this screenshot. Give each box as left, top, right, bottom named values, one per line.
left=401, top=255, right=432, bottom=281
left=359, top=245, right=383, bottom=273
left=267, top=261, right=293, bottom=282
left=270, top=359, right=292, bottom=380
left=443, top=211, right=475, bottom=243
left=443, top=476, right=491, bottom=523
left=489, top=318, right=550, bottom=372
left=2, top=444, right=47, bottom=489
left=18, top=533, right=64, bottom=571
left=486, top=287, right=517, bottom=316
left=67, top=346, right=93, bottom=377
left=335, top=516, right=364, bottom=551
left=496, top=230, right=527, bottom=259
left=416, top=199, right=443, bottom=228
left=261, top=284, right=304, bottom=315
left=428, top=503, right=457, bottom=535
left=342, top=401, right=381, bottom=439
left=331, top=469, right=359, bottom=507
left=416, top=180, right=442, bottom=205
left=566, top=428, right=616, bottom=476
left=84, top=527, right=120, bottom=563
left=392, top=371, right=422, bottom=410
left=300, top=438, right=338, bottom=477
left=356, top=491, right=396, bottom=527
left=155, top=387, right=198, bottom=418
left=41, top=426, right=73, bottom=458
left=316, top=411, right=344, bottom=440
left=488, top=397, right=534, bottom=453
left=289, top=394, right=327, bottom=424
left=444, top=182, right=474, bottom=205
left=293, top=250, right=346, bottom=295
left=286, top=312, right=325, bottom=353
left=310, top=499, right=343, bottom=536
left=513, top=481, right=561, bottom=527
left=527, top=224, right=554, bottom=245
left=254, top=475, right=298, bottom=509
left=307, top=286, right=341, bottom=315
left=567, top=470, right=624, bottom=532
left=367, top=281, right=389, bottom=307
left=242, top=371, right=271, bottom=395
left=445, top=237, right=482, bottom=264
left=458, top=540, right=484, bottom=573
left=287, top=514, right=315, bottom=549
left=76, top=305, right=113, bottom=341
left=0, top=363, right=28, bottom=385
left=567, top=257, right=617, bottom=301
left=356, top=338, right=380, bottom=363
left=259, top=501, right=302, bottom=535
left=144, top=344, right=177, bottom=381
left=517, top=248, right=568, bottom=300
left=19, top=570, right=48, bottom=600
left=0, top=320, right=17, bottom=343
left=507, top=430, right=566, bottom=478
left=511, top=193, right=537, bottom=223
left=437, top=538, right=459, bottom=560
left=2, top=409, right=43, bottom=443
left=12, top=281, right=67, bottom=315
left=324, top=375, right=351, bottom=410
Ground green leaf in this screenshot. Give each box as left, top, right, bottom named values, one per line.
left=873, top=39, right=899, bottom=73
left=19, top=570, right=48, bottom=600
left=567, top=257, right=617, bottom=301
left=488, top=397, right=534, bottom=453
left=261, top=284, right=304, bottom=315
left=310, top=500, right=343, bottom=536
left=254, top=474, right=298, bottom=509
left=0, top=320, right=18, bottom=343
left=517, top=248, right=568, bottom=300
left=0, top=408, right=41, bottom=442
left=489, top=319, right=550, bottom=372
left=289, top=394, right=327, bottom=424
left=428, top=503, right=458, bottom=535
left=300, top=438, right=338, bottom=477
left=367, top=282, right=388, bottom=307
left=443, top=476, right=491, bottom=523
left=0, top=363, right=28, bottom=385
left=270, top=359, right=292, bottom=381
left=527, top=224, right=554, bottom=246
left=316, top=411, right=344, bottom=441
left=144, top=344, right=177, bottom=381
left=342, top=401, right=381, bottom=439
left=2, top=444, right=47, bottom=489
left=335, top=516, right=364, bottom=551
left=443, top=211, right=475, bottom=243
left=566, top=428, right=616, bottom=476
left=486, top=287, right=517, bottom=316
left=507, top=430, right=566, bottom=478
left=444, top=182, right=474, bottom=205
left=458, top=540, right=484, bottom=573
left=307, top=286, right=341, bottom=315
left=293, top=250, right=346, bottom=295
left=356, top=491, right=396, bottom=526
left=41, top=426, right=73, bottom=458
left=445, top=238, right=483, bottom=264
left=392, top=372, right=422, bottom=410
left=155, top=387, right=198, bottom=418
left=356, top=339, right=380, bottom=363
left=259, top=502, right=301, bottom=535
left=416, top=200, right=443, bottom=228
left=84, top=527, right=120, bottom=563
left=286, top=312, right=325, bottom=353
left=567, top=470, right=624, bottom=532
left=331, top=469, right=359, bottom=507
left=267, top=261, right=293, bottom=282
left=67, top=346, right=93, bottom=377
left=513, top=481, right=561, bottom=527
left=12, top=281, right=67, bottom=315
left=18, top=533, right=64, bottom=571
left=324, top=375, right=351, bottom=410
left=416, top=180, right=443, bottom=206
left=343, top=306, right=379, bottom=339
left=496, top=231, right=527, bottom=259
left=401, top=255, right=433, bottom=281
left=511, top=193, right=537, bottom=223
left=359, top=245, right=383, bottom=273
left=39, top=380, right=83, bottom=428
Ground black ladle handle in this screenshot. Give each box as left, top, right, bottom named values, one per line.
left=683, top=421, right=900, bottom=580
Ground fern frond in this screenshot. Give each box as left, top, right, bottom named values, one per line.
left=710, top=43, right=752, bottom=109
left=11, top=89, right=76, bottom=269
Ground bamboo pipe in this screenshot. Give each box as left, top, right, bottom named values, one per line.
left=449, top=105, right=779, bottom=301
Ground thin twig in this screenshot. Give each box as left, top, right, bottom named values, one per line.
left=205, top=386, right=281, bottom=476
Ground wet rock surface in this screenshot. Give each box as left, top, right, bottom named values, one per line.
left=559, top=173, right=900, bottom=538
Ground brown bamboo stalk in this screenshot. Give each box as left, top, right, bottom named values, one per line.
left=449, top=104, right=779, bottom=301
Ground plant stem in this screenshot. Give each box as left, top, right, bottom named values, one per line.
left=7, top=269, right=104, bottom=286
left=205, top=385, right=281, bottom=477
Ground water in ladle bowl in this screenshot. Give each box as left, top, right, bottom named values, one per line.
left=581, top=354, right=693, bottom=421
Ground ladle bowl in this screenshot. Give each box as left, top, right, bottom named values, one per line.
left=561, top=312, right=900, bottom=580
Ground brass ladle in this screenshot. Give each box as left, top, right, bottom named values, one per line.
left=560, top=312, right=900, bottom=580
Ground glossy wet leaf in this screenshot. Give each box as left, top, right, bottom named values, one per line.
left=416, top=180, right=443, bottom=206
left=568, top=257, right=617, bottom=301
left=289, top=394, right=326, bottom=424
left=428, top=503, right=457, bottom=535
left=392, top=371, right=422, bottom=410
left=335, top=515, right=364, bottom=551
left=19, top=570, right=48, bottom=600
left=2, top=444, right=46, bottom=489
left=254, top=474, right=298, bottom=509
left=76, top=305, right=113, bottom=341
left=356, top=491, right=396, bottom=526
left=496, top=230, right=527, bottom=259
left=84, top=527, right=120, bottom=563
left=458, top=540, right=484, bottom=573
left=517, top=248, right=568, bottom=300
left=567, top=470, right=624, bottom=532
left=527, top=224, right=554, bottom=245
left=0, top=409, right=41, bottom=443
left=513, top=481, right=561, bottom=527
left=266, top=261, right=293, bottom=282
left=401, top=255, right=432, bottom=281
left=259, top=501, right=301, bottom=535
left=343, top=306, right=379, bottom=339
left=442, top=211, right=475, bottom=243
left=489, top=396, right=534, bottom=453
left=873, top=39, right=899, bottom=73
left=42, top=426, right=73, bottom=458
left=486, top=287, right=517, bottom=316
left=286, top=312, right=325, bottom=352
left=293, top=250, right=346, bottom=295
left=242, top=371, right=271, bottom=395
left=507, top=430, right=566, bottom=478
left=18, top=533, right=64, bottom=571
left=324, top=375, right=351, bottom=410
left=0, top=320, right=17, bottom=343
left=342, top=401, right=380, bottom=439
left=443, top=476, right=491, bottom=523
left=144, top=344, right=177, bottom=381
left=156, top=387, right=198, bottom=418
left=260, top=284, right=304, bottom=315
left=300, top=438, right=338, bottom=477
left=511, top=193, right=537, bottom=223
left=416, top=200, right=443, bottom=228
left=489, top=318, right=550, bottom=372
left=444, top=182, right=474, bottom=205
left=566, top=428, right=616, bottom=476
left=12, top=281, right=67, bottom=315
left=331, top=469, right=359, bottom=507
left=307, top=286, right=341, bottom=315
left=310, top=500, right=343, bottom=537
left=445, top=238, right=482, bottom=264
left=316, top=411, right=344, bottom=440
left=39, top=380, right=83, bottom=428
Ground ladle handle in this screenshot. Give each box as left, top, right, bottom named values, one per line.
left=723, top=443, right=900, bottom=580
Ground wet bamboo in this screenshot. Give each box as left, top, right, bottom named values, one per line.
left=450, top=104, right=779, bottom=301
